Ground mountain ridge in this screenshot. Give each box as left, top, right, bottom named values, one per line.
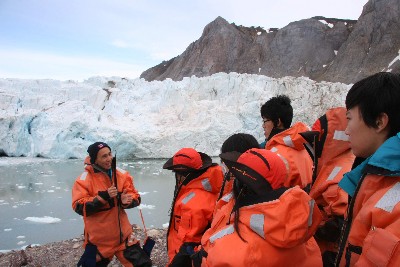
left=140, top=0, right=400, bottom=84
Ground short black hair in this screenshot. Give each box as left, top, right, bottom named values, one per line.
left=260, top=95, right=293, bottom=128
left=221, top=133, right=259, bottom=153
left=346, top=72, right=400, bottom=138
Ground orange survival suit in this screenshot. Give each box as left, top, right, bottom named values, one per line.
left=167, top=165, right=223, bottom=266
left=309, top=107, right=355, bottom=259
left=265, top=122, right=313, bottom=189
left=200, top=187, right=323, bottom=266
left=336, top=133, right=400, bottom=266
left=72, top=157, right=141, bottom=261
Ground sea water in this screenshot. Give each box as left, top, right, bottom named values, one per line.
left=0, top=157, right=175, bottom=251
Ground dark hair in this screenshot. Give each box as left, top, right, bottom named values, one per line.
left=346, top=72, right=400, bottom=138
left=260, top=95, right=293, bottom=128
left=221, top=133, right=259, bottom=153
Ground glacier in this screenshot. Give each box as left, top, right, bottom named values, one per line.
left=0, top=72, right=351, bottom=159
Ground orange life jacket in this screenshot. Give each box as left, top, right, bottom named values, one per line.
left=72, top=157, right=140, bottom=258
left=337, top=174, right=400, bottom=266
left=167, top=165, right=223, bottom=265
left=265, top=122, right=313, bottom=189
left=200, top=187, right=323, bottom=266
left=310, top=107, right=355, bottom=253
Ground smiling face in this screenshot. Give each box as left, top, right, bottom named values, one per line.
left=345, top=106, right=388, bottom=158
left=95, top=147, right=113, bottom=170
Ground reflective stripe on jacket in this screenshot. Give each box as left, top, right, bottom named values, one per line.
left=310, top=107, right=354, bottom=218
left=167, top=165, right=223, bottom=265
left=266, top=122, right=313, bottom=189
left=311, top=108, right=354, bottom=253
left=71, top=157, right=140, bottom=258
left=201, top=187, right=323, bottom=267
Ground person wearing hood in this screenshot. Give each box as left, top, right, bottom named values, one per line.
left=194, top=148, right=323, bottom=266
left=335, top=72, right=400, bottom=267
left=72, top=142, right=151, bottom=267
left=216, top=133, right=260, bottom=211
left=301, top=107, right=355, bottom=266
left=163, top=148, right=224, bottom=267
left=260, top=95, right=313, bottom=190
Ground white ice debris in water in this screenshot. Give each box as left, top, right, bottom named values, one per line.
left=4, top=228, right=12, bottom=231
left=24, top=216, right=61, bottom=224
left=17, top=241, right=26, bottom=245
left=138, top=204, right=155, bottom=210
left=139, top=192, right=149, bottom=195
left=16, top=236, right=25, bottom=239
left=162, top=223, right=169, bottom=228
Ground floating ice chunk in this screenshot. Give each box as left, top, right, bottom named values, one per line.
left=138, top=204, right=155, bottom=210
left=139, top=192, right=149, bottom=195
left=17, top=241, right=26, bottom=245
left=162, top=223, right=169, bottom=228
left=4, top=228, right=12, bottom=231
left=17, top=236, right=25, bottom=239
left=24, top=216, right=61, bottom=224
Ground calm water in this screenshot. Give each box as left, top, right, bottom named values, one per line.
left=0, top=157, right=176, bottom=251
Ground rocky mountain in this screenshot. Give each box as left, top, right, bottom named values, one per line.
left=140, top=0, right=400, bottom=84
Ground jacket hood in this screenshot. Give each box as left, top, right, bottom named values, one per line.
left=84, top=156, right=95, bottom=173
left=267, top=122, right=310, bottom=151
left=181, top=165, right=223, bottom=194
left=237, top=187, right=320, bottom=248
left=320, top=107, right=353, bottom=162
left=339, top=133, right=400, bottom=197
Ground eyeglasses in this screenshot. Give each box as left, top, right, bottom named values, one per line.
left=262, top=119, right=271, bottom=124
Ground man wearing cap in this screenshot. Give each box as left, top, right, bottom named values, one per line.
left=194, top=148, right=323, bottom=266
left=72, top=142, right=151, bottom=267
left=163, top=148, right=224, bottom=267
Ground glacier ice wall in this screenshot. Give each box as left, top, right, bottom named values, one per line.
left=0, top=73, right=351, bottom=159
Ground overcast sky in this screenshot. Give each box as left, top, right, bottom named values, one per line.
left=0, top=0, right=367, bottom=81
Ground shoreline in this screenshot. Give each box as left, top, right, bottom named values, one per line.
left=0, top=227, right=168, bottom=266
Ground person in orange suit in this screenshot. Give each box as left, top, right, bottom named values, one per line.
left=335, top=72, right=400, bottom=266
left=72, top=142, right=151, bottom=267
left=163, top=148, right=223, bottom=267
left=302, top=107, right=355, bottom=266
left=260, top=95, right=313, bottom=190
left=194, top=148, right=323, bottom=267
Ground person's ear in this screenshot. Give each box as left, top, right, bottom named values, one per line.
left=376, top=113, right=389, bottom=132
left=276, top=118, right=284, bottom=129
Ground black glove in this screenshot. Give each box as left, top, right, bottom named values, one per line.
left=191, top=248, right=208, bottom=267
left=315, top=216, right=344, bottom=242
left=169, top=242, right=199, bottom=267
left=77, top=243, right=97, bottom=267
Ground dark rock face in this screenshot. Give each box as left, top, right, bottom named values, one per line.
left=140, top=0, right=400, bottom=84
left=319, top=0, right=400, bottom=83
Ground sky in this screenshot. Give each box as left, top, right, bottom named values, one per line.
left=0, top=0, right=368, bottom=81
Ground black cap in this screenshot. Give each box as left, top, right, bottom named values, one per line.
left=87, top=142, right=111, bottom=164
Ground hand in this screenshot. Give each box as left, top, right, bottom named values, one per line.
left=107, top=185, right=118, bottom=198
left=121, top=189, right=133, bottom=205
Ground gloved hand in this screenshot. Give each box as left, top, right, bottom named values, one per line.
left=77, top=243, right=97, bottom=267
left=315, top=216, right=344, bottom=242
left=191, top=247, right=208, bottom=267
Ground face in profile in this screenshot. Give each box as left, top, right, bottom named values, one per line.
left=345, top=106, right=381, bottom=158
left=262, top=117, right=274, bottom=140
